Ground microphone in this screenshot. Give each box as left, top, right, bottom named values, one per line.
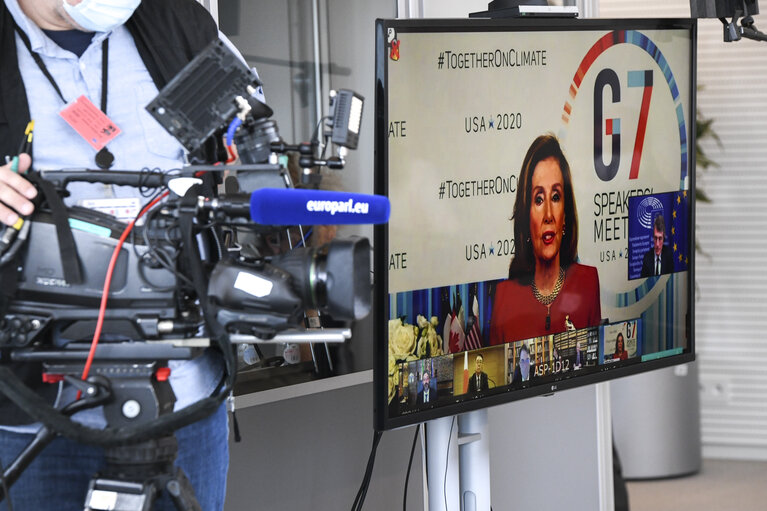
left=248, top=188, right=390, bottom=225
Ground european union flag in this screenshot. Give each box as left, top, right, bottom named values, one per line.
left=670, top=190, right=690, bottom=273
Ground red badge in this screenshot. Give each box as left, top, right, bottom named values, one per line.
left=59, top=95, right=121, bottom=151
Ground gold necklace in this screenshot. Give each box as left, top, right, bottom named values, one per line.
left=532, top=267, right=565, bottom=330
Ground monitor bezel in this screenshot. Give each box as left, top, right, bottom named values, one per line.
left=373, top=16, right=697, bottom=432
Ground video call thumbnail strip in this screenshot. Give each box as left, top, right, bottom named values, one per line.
left=388, top=318, right=648, bottom=416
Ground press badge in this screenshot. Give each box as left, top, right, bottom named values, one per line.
left=59, top=95, right=122, bottom=150
left=79, top=198, right=141, bottom=222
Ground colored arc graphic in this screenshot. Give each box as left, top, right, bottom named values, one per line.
left=561, top=30, right=688, bottom=189
left=560, top=30, right=689, bottom=308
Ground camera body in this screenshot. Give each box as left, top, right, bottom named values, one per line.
left=0, top=36, right=376, bottom=447
left=1, top=206, right=180, bottom=349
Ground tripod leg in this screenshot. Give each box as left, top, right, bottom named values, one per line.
left=164, top=467, right=202, bottom=511
left=0, top=426, right=55, bottom=502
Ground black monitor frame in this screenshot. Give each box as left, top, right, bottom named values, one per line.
left=374, top=17, right=697, bottom=431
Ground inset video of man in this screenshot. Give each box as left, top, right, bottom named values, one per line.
left=467, top=353, right=490, bottom=394
left=641, top=215, right=673, bottom=277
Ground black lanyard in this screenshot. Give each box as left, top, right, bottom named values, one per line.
left=14, top=26, right=114, bottom=169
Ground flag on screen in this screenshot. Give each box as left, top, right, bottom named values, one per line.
left=449, top=312, right=465, bottom=353
left=465, top=294, right=482, bottom=351
left=671, top=190, right=690, bottom=273
left=443, top=310, right=453, bottom=354
left=463, top=351, right=469, bottom=393
left=448, top=290, right=466, bottom=353
left=439, top=287, right=452, bottom=353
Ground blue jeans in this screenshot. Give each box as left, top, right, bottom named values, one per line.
left=0, top=402, right=229, bottom=511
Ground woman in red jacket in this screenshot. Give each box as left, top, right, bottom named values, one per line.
left=490, top=135, right=602, bottom=346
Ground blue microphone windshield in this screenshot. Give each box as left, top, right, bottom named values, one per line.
left=249, top=188, right=391, bottom=225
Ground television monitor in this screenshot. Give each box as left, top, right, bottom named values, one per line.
left=374, top=17, right=696, bottom=431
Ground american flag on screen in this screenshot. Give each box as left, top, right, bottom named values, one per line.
left=464, top=294, right=482, bottom=351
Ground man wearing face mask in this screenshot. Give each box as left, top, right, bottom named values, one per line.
left=0, top=1, right=262, bottom=509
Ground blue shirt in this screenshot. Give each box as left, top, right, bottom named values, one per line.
left=3, top=0, right=260, bottom=430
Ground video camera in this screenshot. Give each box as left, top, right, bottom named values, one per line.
left=0, top=35, right=385, bottom=491
left=1, top=36, right=382, bottom=361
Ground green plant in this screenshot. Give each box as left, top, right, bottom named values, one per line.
left=694, top=89, right=721, bottom=256
left=695, top=109, right=721, bottom=204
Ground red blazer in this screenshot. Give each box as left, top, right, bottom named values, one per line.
left=613, top=351, right=628, bottom=361
left=489, top=263, right=602, bottom=345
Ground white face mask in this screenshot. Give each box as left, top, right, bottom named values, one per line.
left=62, top=0, right=141, bottom=33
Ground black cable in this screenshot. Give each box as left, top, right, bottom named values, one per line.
left=403, top=424, right=420, bottom=511
left=351, top=430, right=383, bottom=511
left=130, top=194, right=193, bottom=291
left=205, top=223, right=224, bottom=260
left=0, top=453, right=14, bottom=511
left=444, top=416, right=456, bottom=511
left=131, top=197, right=195, bottom=290
left=310, top=115, right=330, bottom=145
left=353, top=431, right=382, bottom=511
left=137, top=167, right=166, bottom=197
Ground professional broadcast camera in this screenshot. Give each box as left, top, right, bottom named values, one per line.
left=0, top=38, right=385, bottom=510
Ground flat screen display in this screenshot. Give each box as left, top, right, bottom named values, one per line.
left=374, top=17, right=696, bottom=430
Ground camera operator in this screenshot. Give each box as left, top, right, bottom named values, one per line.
left=0, top=1, right=262, bottom=509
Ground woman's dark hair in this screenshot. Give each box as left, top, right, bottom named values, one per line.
left=615, top=332, right=625, bottom=354
left=508, top=134, right=579, bottom=282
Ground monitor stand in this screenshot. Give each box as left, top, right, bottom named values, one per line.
left=423, top=383, right=615, bottom=510
left=424, top=410, right=490, bottom=511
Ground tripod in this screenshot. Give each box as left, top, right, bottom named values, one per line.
left=84, top=435, right=200, bottom=511
left=1, top=343, right=205, bottom=511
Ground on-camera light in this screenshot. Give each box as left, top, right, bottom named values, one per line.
left=330, top=89, right=364, bottom=150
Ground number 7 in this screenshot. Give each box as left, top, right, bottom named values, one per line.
left=628, top=70, right=653, bottom=180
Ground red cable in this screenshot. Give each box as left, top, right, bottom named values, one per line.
left=226, top=145, right=237, bottom=164
left=77, top=191, right=170, bottom=396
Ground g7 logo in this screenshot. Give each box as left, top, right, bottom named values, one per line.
left=593, top=68, right=654, bottom=182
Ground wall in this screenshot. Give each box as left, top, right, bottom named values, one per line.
left=226, top=381, right=607, bottom=511
left=226, top=383, right=424, bottom=510
left=600, top=0, right=767, bottom=462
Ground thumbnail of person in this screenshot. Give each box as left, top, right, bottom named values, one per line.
left=490, top=134, right=602, bottom=345
left=417, top=369, right=437, bottom=405
left=511, top=343, right=532, bottom=384
left=613, top=332, right=629, bottom=361
left=573, top=340, right=585, bottom=370
left=467, top=353, right=490, bottom=394
left=640, top=214, right=673, bottom=277
left=552, top=345, right=562, bottom=363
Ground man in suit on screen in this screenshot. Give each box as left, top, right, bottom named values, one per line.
left=641, top=214, right=673, bottom=277
left=416, top=370, right=436, bottom=405
left=467, top=353, right=490, bottom=394
left=511, top=344, right=532, bottom=384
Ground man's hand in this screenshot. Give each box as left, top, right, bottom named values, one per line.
left=0, top=153, right=36, bottom=226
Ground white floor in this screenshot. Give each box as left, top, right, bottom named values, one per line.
left=626, top=459, right=767, bottom=511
